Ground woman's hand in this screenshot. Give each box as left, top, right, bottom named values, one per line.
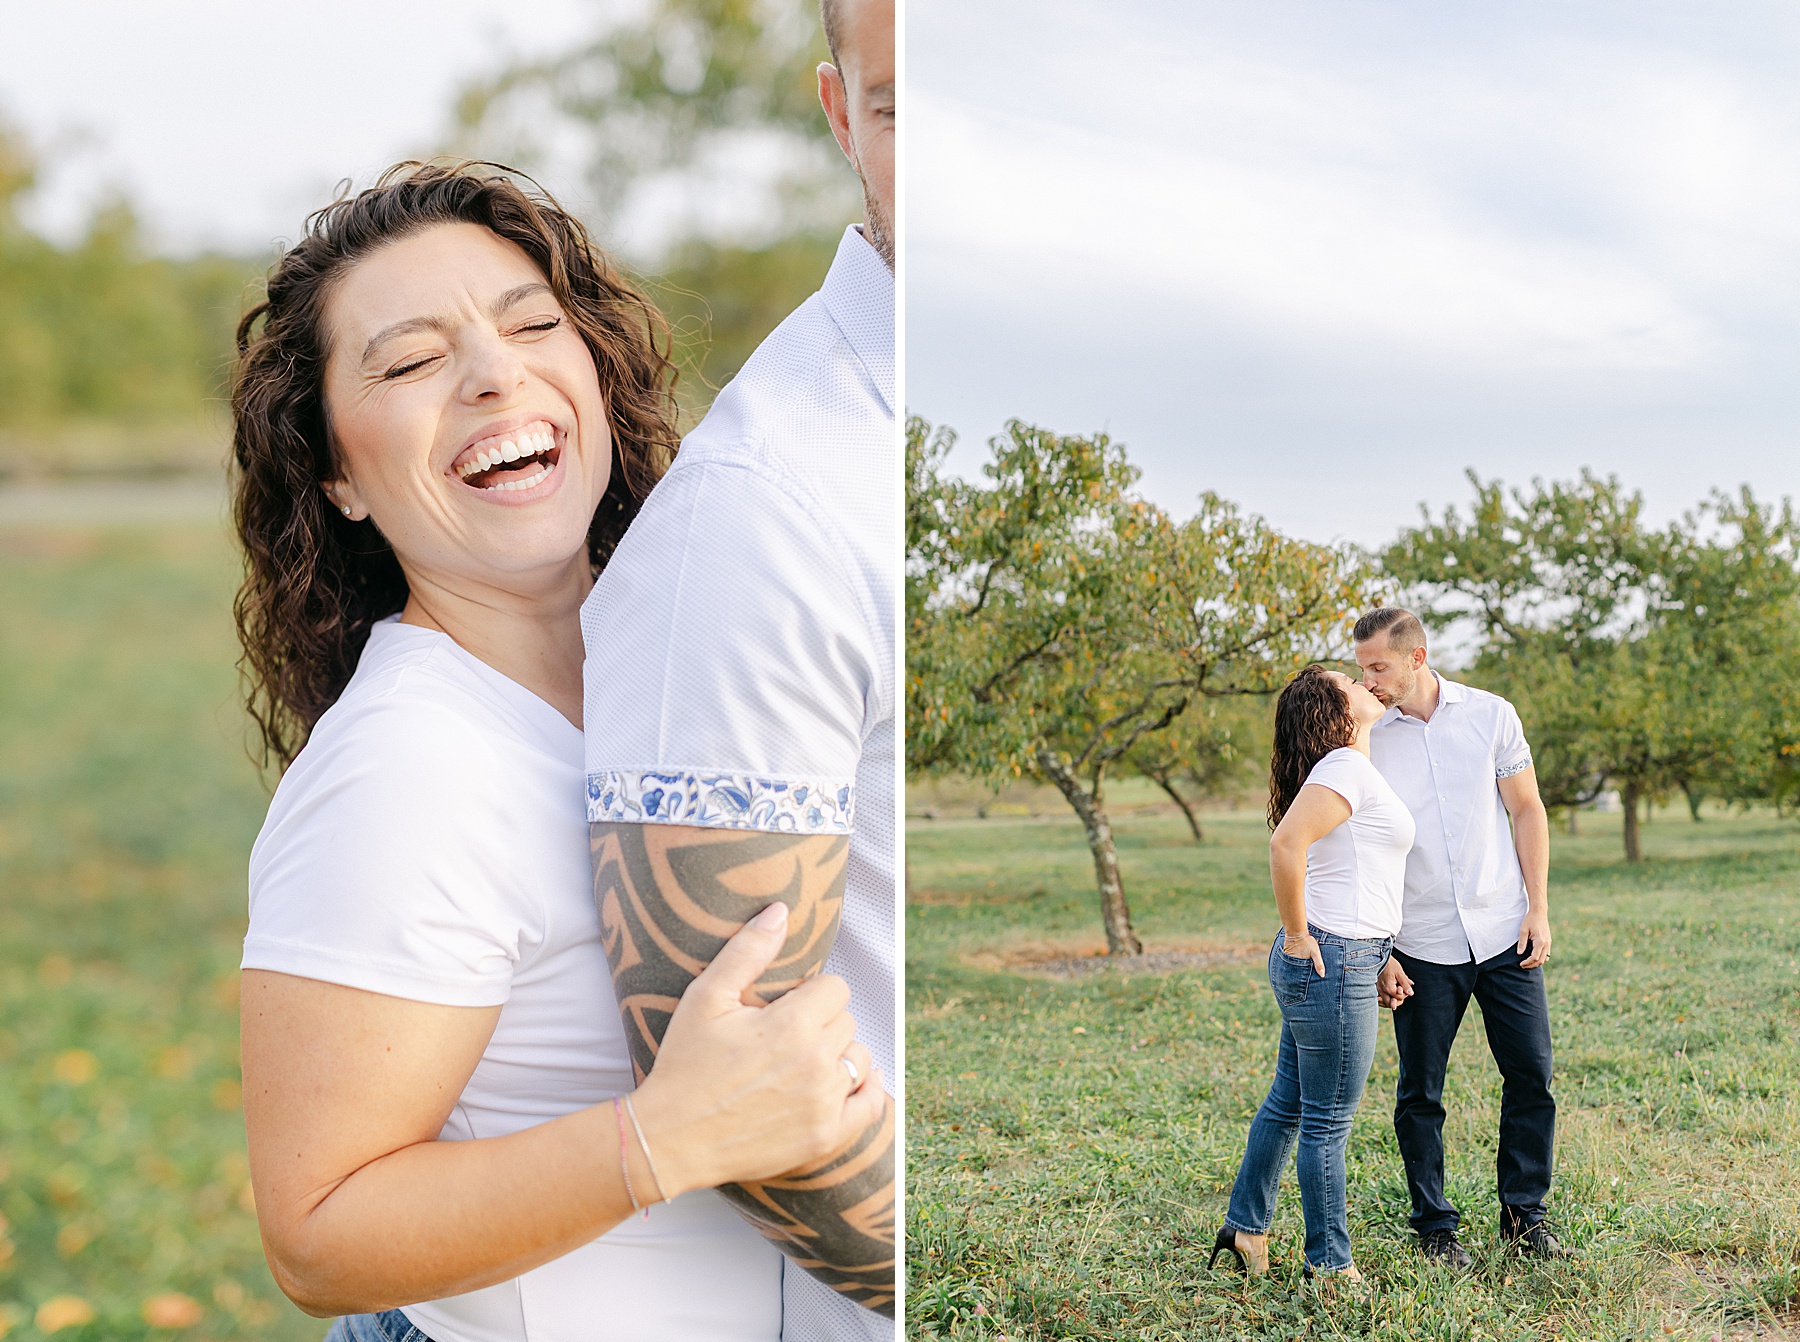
left=1281, top=929, right=1326, bottom=978
left=631, top=902, right=884, bottom=1198
left=1377, top=956, right=1414, bottom=1008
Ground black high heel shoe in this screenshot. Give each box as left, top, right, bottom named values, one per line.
left=1207, top=1225, right=1246, bottom=1272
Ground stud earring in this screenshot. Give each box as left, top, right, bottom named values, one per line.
left=341, top=505, right=353, bottom=517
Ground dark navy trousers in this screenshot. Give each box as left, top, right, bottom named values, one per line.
left=1391, top=943, right=1556, bottom=1235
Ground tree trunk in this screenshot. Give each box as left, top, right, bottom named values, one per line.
left=1038, top=746, right=1142, bottom=955
left=1566, top=807, right=1579, bottom=836
left=1622, top=780, right=1642, bottom=863
left=1150, top=772, right=1204, bottom=842
left=1684, top=785, right=1703, bottom=822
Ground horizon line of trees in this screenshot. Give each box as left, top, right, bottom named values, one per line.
left=906, top=415, right=1800, bottom=955
left=0, top=0, right=853, bottom=463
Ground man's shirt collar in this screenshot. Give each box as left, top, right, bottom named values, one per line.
left=819, top=225, right=894, bottom=415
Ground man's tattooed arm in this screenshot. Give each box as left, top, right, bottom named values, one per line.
left=591, top=822, right=895, bottom=1316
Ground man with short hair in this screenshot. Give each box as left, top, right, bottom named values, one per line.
left=581, top=0, right=896, bottom=1336
left=1354, top=607, right=1566, bottom=1268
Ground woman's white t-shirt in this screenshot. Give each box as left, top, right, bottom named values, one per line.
left=1299, top=747, right=1415, bottom=940
left=243, top=619, right=781, bottom=1342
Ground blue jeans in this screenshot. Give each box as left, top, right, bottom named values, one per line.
left=1224, top=925, right=1392, bottom=1271
left=324, top=1311, right=432, bottom=1342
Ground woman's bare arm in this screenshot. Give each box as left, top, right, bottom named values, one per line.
left=592, top=822, right=896, bottom=1316
left=241, top=908, right=880, bottom=1317
left=1268, top=783, right=1353, bottom=976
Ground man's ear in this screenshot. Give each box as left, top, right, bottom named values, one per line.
left=817, top=61, right=857, bottom=168
left=1412, top=644, right=1428, bottom=671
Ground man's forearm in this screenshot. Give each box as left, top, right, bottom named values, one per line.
left=591, top=822, right=895, bottom=1316
left=1514, top=801, right=1551, bottom=907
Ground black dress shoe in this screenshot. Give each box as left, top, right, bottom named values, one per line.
left=1419, top=1228, right=1472, bottom=1270
left=1503, top=1220, right=1569, bottom=1258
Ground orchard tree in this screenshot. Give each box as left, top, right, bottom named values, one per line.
left=1126, top=698, right=1267, bottom=843
left=908, top=417, right=1377, bottom=954
left=1385, top=472, right=1800, bottom=861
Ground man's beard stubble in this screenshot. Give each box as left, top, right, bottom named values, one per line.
left=861, top=176, right=894, bottom=273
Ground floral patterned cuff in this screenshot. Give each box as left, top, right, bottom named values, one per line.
left=1496, top=756, right=1534, bottom=779
left=586, top=769, right=855, bottom=834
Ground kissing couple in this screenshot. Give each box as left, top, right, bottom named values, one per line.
left=1209, top=607, right=1568, bottom=1286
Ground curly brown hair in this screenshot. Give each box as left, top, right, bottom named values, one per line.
left=1267, top=664, right=1357, bottom=828
left=231, top=160, right=679, bottom=771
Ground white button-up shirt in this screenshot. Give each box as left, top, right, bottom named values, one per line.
left=582, top=225, right=895, bottom=1342
left=1368, top=673, right=1534, bottom=965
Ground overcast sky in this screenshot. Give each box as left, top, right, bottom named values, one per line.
left=908, top=0, right=1800, bottom=549
left=1, top=0, right=600, bottom=254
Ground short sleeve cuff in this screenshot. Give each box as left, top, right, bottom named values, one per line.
left=240, top=936, right=513, bottom=1008
left=1496, top=754, right=1533, bottom=779
left=586, top=769, right=854, bottom=834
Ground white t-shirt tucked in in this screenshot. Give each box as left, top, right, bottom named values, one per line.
left=1369, top=674, right=1534, bottom=964
left=582, top=225, right=895, bottom=1342
left=244, top=619, right=781, bottom=1342
left=1299, top=748, right=1415, bottom=940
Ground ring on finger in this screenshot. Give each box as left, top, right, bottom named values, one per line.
left=840, top=1055, right=861, bottom=1088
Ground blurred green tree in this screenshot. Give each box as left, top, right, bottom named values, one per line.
left=450, top=0, right=857, bottom=407
left=907, top=415, right=1378, bottom=954
left=0, top=117, right=253, bottom=465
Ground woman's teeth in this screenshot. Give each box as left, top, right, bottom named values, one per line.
left=489, top=464, right=552, bottom=492
left=455, top=427, right=557, bottom=483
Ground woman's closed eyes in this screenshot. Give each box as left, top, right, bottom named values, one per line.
left=379, top=315, right=565, bottom=381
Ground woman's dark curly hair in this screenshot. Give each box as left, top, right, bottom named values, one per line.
left=1267, top=664, right=1357, bottom=828
left=232, top=160, right=679, bottom=771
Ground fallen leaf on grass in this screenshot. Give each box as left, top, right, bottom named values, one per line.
left=38, top=955, right=73, bottom=986
left=36, top=1297, right=95, bottom=1332
left=52, top=1050, right=97, bottom=1085
left=142, top=1293, right=204, bottom=1327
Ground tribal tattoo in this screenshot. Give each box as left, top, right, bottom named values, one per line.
left=591, top=822, right=896, bottom=1316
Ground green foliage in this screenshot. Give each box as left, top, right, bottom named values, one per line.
left=0, top=121, right=256, bottom=448
left=0, top=523, right=312, bottom=1337
left=906, top=805, right=1800, bottom=1340
left=1385, top=471, right=1800, bottom=858
left=452, top=0, right=855, bottom=251
left=908, top=415, right=1383, bottom=950
left=908, top=416, right=1376, bottom=786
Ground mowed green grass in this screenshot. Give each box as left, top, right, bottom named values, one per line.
left=0, top=524, right=319, bottom=1339
left=906, top=796, right=1800, bottom=1341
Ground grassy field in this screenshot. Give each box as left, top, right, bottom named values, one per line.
left=0, top=521, right=319, bottom=1339
left=906, top=794, right=1800, bottom=1341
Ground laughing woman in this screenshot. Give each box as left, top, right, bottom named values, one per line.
left=232, top=163, right=882, bottom=1341
left=1209, top=665, right=1413, bottom=1285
